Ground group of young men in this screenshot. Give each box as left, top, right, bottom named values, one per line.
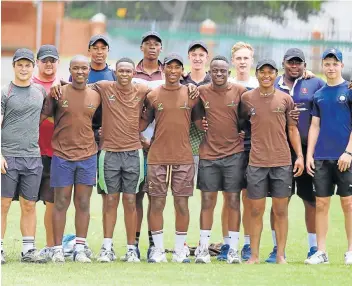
left=1, top=31, right=352, bottom=266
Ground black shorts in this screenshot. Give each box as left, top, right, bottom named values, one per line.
left=241, top=150, right=250, bottom=189
left=247, top=165, right=293, bottom=200
left=313, top=160, right=352, bottom=197
left=198, top=152, right=245, bottom=193
left=39, top=155, right=54, bottom=203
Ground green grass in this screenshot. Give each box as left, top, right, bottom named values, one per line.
left=2, top=191, right=351, bottom=285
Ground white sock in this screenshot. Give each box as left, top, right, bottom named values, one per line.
left=175, top=231, right=187, bottom=250
left=228, top=231, right=240, bottom=251
left=75, top=237, right=86, bottom=252
left=22, top=236, right=35, bottom=254
left=223, top=236, right=231, bottom=245
left=127, top=244, right=136, bottom=251
left=308, top=233, right=317, bottom=249
left=103, top=238, right=113, bottom=251
left=244, top=235, right=250, bottom=245
left=272, top=230, right=277, bottom=247
left=151, top=230, right=164, bottom=250
left=200, top=230, right=211, bottom=248
left=53, top=245, right=63, bottom=251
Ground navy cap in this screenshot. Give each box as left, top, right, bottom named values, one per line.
left=284, top=48, right=305, bottom=62
left=89, top=34, right=109, bottom=48
left=37, top=45, right=59, bottom=60
left=256, top=59, right=278, bottom=71
left=188, top=40, right=208, bottom=53
left=13, top=48, right=35, bottom=63
left=164, top=53, right=183, bottom=66
left=141, top=31, right=162, bottom=45
left=322, top=48, right=343, bottom=62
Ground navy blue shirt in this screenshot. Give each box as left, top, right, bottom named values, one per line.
left=275, top=76, right=325, bottom=145
left=311, top=81, right=352, bottom=160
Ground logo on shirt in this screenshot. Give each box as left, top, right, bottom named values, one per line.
left=204, top=101, right=210, bottom=109
left=87, top=103, right=96, bottom=110
left=62, top=100, right=69, bottom=108
left=250, top=108, right=256, bottom=116
left=273, top=106, right=285, bottom=113
left=338, top=94, right=347, bottom=103
left=108, top=95, right=116, bottom=101
left=301, top=88, right=308, bottom=94
left=227, top=100, right=237, bottom=107
left=157, top=103, right=163, bottom=111
left=180, top=101, right=191, bottom=110
left=134, top=96, right=141, bottom=102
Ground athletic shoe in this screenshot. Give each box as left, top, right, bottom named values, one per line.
left=1, top=251, right=5, bottom=264
left=307, top=246, right=318, bottom=258
left=147, top=246, right=154, bottom=260
left=344, top=251, right=352, bottom=265
left=172, top=246, right=191, bottom=263
left=147, top=247, right=167, bottom=263
left=304, top=250, right=329, bottom=264
left=52, top=248, right=65, bottom=263
left=73, top=250, right=91, bottom=263
left=39, top=246, right=53, bottom=262
left=21, top=248, right=47, bottom=263
left=265, top=246, right=277, bottom=263
left=195, top=245, right=211, bottom=264
left=227, top=248, right=241, bottom=264
left=120, top=249, right=140, bottom=263
left=241, top=244, right=251, bottom=261
left=97, top=247, right=117, bottom=263
left=84, top=245, right=93, bottom=259
left=216, top=244, right=229, bottom=261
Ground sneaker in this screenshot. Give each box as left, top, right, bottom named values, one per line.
left=147, top=247, right=167, bottom=263
left=21, top=248, right=47, bottom=263
left=1, top=251, right=5, bottom=264
left=73, top=250, right=91, bottom=263
left=52, top=248, right=65, bottom=263
left=97, top=247, right=116, bottom=263
left=265, top=246, right=277, bottom=263
left=307, top=246, right=318, bottom=258
left=304, top=250, right=329, bottom=264
left=241, top=244, right=251, bottom=261
left=120, top=249, right=140, bottom=263
left=227, top=248, right=241, bottom=264
left=217, top=244, right=229, bottom=261
left=147, top=246, right=154, bottom=260
left=84, top=245, right=93, bottom=259
left=195, top=245, right=211, bottom=264
left=344, top=251, right=352, bottom=265
left=172, top=246, right=191, bottom=263
left=39, top=246, right=53, bottom=262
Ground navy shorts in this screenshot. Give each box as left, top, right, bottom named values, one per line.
left=50, top=155, right=97, bottom=188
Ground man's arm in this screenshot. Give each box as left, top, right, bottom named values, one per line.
left=139, top=97, right=154, bottom=132
left=288, top=125, right=304, bottom=177
left=192, top=100, right=206, bottom=131
left=306, top=116, right=320, bottom=176
left=40, top=95, right=55, bottom=125
left=337, top=132, right=352, bottom=172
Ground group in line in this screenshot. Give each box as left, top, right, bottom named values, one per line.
left=1, top=31, right=352, bottom=265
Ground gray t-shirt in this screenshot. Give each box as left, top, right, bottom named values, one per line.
left=1, top=82, right=46, bottom=157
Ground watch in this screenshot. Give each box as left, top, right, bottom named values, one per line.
left=344, top=150, right=352, bottom=156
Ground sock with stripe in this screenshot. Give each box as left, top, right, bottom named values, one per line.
left=244, top=234, right=250, bottom=245
left=22, top=236, right=35, bottom=254
left=151, top=230, right=164, bottom=250
left=175, top=231, right=187, bottom=251
left=75, top=237, right=86, bottom=252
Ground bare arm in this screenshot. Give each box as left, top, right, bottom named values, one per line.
left=337, top=132, right=352, bottom=172
left=288, top=125, right=304, bottom=177
left=306, top=116, right=320, bottom=176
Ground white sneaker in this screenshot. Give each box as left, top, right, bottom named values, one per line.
left=1, top=250, right=6, bottom=264
left=344, top=251, right=352, bottom=265
left=39, top=246, right=53, bottom=262
left=147, top=247, right=168, bottom=263
left=304, top=250, right=329, bottom=264
left=227, top=248, right=241, bottom=264
left=97, top=247, right=117, bottom=263
left=172, top=246, right=191, bottom=263
left=52, top=248, right=65, bottom=263
left=120, top=249, right=140, bottom=263
left=73, top=250, right=91, bottom=263
left=195, top=245, right=211, bottom=264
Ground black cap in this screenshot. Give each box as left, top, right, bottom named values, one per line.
left=37, top=45, right=59, bottom=60
left=188, top=40, right=208, bottom=53
left=88, top=34, right=109, bottom=48
left=13, top=48, right=35, bottom=63
left=283, top=48, right=305, bottom=62
left=256, top=59, right=278, bottom=71
left=141, top=31, right=162, bottom=45
left=164, top=53, right=183, bottom=66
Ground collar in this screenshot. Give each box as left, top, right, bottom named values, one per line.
left=136, top=59, right=163, bottom=74
left=90, top=64, right=110, bottom=72
left=183, top=71, right=211, bottom=85
left=277, top=75, right=303, bottom=96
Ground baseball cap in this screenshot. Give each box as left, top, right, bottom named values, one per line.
left=141, top=31, right=162, bottom=45
left=188, top=40, right=208, bottom=53
left=88, top=34, right=109, bottom=48
left=164, top=53, right=183, bottom=66
left=37, top=45, right=59, bottom=60
left=283, top=48, right=305, bottom=62
left=322, top=48, right=343, bottom=62
left=13, top=48, right=35, bottom=63
left=256, top=59, right=278, bottom=71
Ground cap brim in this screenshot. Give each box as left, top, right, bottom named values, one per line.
left=38, top=55, right=59, bottom=60
left=323, top=53, right=342, bottom=61
left=90, top=38, right=109, bottom=47
left=285, top=56, right=305, bottom=61
left=141, top=35, right=162, bottom=44
left=256, top=63, right=277, bottom=70
left=188, top=44, right=208, bottom=53
left=164, top=58, right=183, bottom=65
left=13, top=56, right=35, bottom=63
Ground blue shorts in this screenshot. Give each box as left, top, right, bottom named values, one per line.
left=50, top=155, right=97, bottom=188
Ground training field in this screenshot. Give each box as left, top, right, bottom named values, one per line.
left=1, top=190, right=351, bottom=286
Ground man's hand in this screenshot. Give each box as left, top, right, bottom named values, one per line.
left=239, top=130, right=245, bottom=141
left=303, top=69, right=315, bottom=79
left=1, top=155, right=8, bottom=174
left=188, top=84, right=199, bottom=99
left=337, top=152, right=352, bottom=172
left=348, top=81, right=352, bottom=90
left=201, top=117, right=208, bottom=132
left=306, top=155, right=315, bottom=177
left=293, top=156, right=304, bottom=177
left=50, top=83, right=62, bottom=100
left=141, top=138, right=151, bottom=151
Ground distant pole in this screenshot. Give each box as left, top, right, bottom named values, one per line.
left=36, top=0, right=43, bottom=51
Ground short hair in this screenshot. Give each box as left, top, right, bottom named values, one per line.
left=116, top=57, right=135, bottom=68
left=231, top=42, right=254, bottom=57
left=189, top=45, right=207, bottom=54
left=322, top=54, right=341, bottom=62
left=210, top=55, right=229, bottom=65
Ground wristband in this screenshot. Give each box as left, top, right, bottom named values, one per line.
left=344, top=150, right=352, bottom=156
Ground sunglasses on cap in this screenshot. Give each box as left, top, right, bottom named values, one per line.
left=40, top=57, right=58, bottom=64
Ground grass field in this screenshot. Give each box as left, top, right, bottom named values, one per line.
left=1, top=190, right=351, bottom=286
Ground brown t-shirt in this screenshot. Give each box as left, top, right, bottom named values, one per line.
left=90, top=81, right=150, bottom=152
left=41, top=84, right=100, bottom=161
left=197, top=83, right=247, bottom=160
left=142, top=85, right=199, bottom=165
left=241, top=88, right=297, bottom=167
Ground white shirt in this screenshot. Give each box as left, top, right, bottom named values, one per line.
left=229, top=76, right=259, bottom=89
